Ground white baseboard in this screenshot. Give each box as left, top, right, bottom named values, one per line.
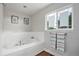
left=45, top=49, right=62, bottom=56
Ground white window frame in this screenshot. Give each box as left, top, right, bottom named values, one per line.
left=45, top=12, right=57, bottom=30
left=45, top=5, right=73, bottom=31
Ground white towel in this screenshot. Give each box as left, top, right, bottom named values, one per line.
left=57, top=38, right=65, bottom=53
left=57, top=35, right=65, bottom=39
left=50, top=38, right=56, bottom=49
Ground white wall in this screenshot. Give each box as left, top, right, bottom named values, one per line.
left=31, top=3, right=79, bottom=56
left=4, top=6, right=32, bottom=32
left=0, top=3, right=3, bottom=55
left=31, top=3, right=71, bottom=32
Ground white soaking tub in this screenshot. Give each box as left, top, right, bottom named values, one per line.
left=1, top=32, right=44, bottom=56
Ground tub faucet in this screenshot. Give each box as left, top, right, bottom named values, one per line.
left=19, top=40, right=22, bottom=46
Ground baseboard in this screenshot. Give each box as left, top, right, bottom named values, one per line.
left=45, top=49, right=62, bottom=56
left=33, top=49, right=45, bottom=56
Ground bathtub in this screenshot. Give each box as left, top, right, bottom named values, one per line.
left=1, top=32, right=44, bottom=56
left=2, top=40, right=44, bottom=55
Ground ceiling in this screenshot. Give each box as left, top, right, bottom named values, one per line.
left=4, top=3, right=50, bottom=16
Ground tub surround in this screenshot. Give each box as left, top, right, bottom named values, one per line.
left=4, top=6, right=32, bottom=32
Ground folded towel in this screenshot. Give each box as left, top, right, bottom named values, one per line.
left=50, top=38, right=56, bottom=49
left=57, top=38, right=65, bottom=53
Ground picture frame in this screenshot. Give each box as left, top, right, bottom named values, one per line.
left=11, top=15, right=19, bottom=24
left=23, top=17, right=29, bottom=25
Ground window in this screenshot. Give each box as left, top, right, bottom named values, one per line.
left=46, top=13, right=56, bottom=30
left=45, top=7, right=73, bottom=30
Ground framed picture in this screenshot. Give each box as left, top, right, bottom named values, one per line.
left=11, top=15, right=19, bottom=24
left=23, top=17, right=29, bottom=25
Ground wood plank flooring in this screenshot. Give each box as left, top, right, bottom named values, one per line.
left=36, top=51, right=54, bottom=56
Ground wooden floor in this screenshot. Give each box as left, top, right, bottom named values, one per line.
left=36, top=51, right=54, bottom=56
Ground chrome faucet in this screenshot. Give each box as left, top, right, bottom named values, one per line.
left=19, top=40, right=21, bottom=46
left=17, top=40, right=22, bottom=46
left=15, top=40, right=22, bottom=46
